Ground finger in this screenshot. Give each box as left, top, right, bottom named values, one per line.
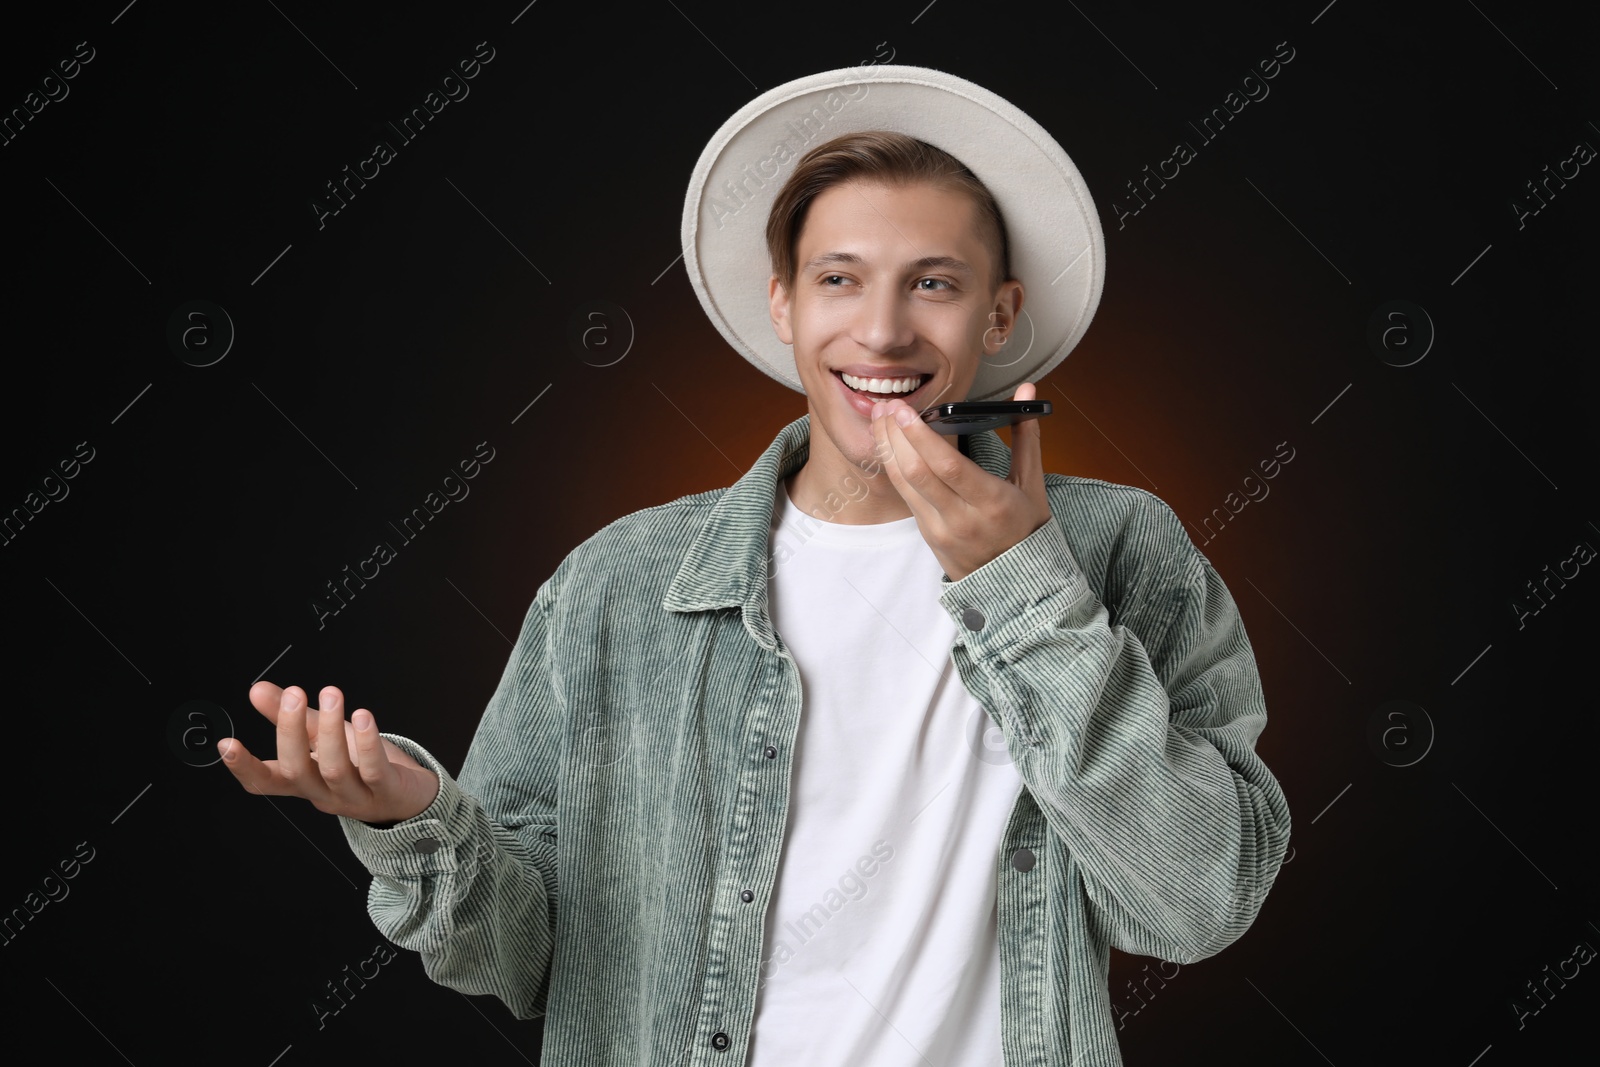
left=315, top=686, right=359, bottom=795
left=873, top=405, right=928, bottom=502
left=216, top=736, right=295, bottom=797
left=881, top=401, right=966, bottom=512
left=351, top=708, right=395, bottom=789
left=1007, top=382, right=1046, bottom=495
left=869, top=403, right=915, bottom=507
left=251, top=680, right=332, bottom=742
left=276, top=686, right=317, bottom=784
left=249, top=680, right=285, bottom=725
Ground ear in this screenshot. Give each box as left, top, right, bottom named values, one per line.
left=983, top=279, right=1025, bottom=356
left=768, top=275, right=794, bottom=345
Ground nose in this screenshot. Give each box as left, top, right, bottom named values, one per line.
left=851, top=278, right=916, bottom=355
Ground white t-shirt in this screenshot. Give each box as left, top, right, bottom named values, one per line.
left=747, top=479, right=1025, bottom=1067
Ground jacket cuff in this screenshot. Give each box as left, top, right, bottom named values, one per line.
left=338, top=733, right=469, bottom=878
left=938, top=516, right=1094, bottom=656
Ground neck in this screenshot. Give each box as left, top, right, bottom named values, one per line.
left=784, top=418, right=916, bottom=525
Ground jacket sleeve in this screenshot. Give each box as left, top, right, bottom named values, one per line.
left=937, top=492, right=1291, bottom=964
left=338, top=570, right=566, bottom=1018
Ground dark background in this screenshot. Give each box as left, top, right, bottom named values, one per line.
left=2, top=0, right=1594, bottom=1063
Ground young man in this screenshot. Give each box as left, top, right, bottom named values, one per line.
left=219, top=65, right=1291, bottom=1066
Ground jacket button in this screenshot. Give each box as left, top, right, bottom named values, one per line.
left=1011, top=847, right=1036, bottom=872
left=711, top=1032, right=730, bottom=1050
left=412, top=836, right=440, bottom=855
left=764, top=746, right=777, bottom=759
left=740, top=889, right=754, bottom=902
left=961, top=607, right=986, bottom=631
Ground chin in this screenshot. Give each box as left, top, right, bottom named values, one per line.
left=807, top=403, right=868, bottom=457
left=842, top=419, right=892, bottom=472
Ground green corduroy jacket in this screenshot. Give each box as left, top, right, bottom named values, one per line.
left=340, top=411, right=1292, bottom=1066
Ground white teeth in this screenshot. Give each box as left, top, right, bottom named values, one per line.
left=841, top=372, right=923, bottom=395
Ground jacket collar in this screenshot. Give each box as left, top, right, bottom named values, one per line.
left=662, top=412, right=1015, bottom=649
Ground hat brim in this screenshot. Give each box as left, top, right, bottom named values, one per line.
left=681, top=64, right=1105, bottom=403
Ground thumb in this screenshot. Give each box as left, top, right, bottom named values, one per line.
left=1008, top=382, right=1046, bottom=495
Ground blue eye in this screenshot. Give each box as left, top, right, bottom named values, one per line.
left=917, top=278, right=952, bottom=291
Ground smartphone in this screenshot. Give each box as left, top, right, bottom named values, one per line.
left=920, top=400, right=1052, bottom=435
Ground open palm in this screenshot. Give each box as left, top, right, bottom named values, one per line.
left=217, top=681, right=439, bottom=824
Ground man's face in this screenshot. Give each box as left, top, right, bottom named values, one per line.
left=767, top=179, right=1024, bottom=470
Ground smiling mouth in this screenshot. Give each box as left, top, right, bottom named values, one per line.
left=833, top=370, right=935, bottom=398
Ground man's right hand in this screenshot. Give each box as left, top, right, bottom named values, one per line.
left=218, top=682, right=441, bottom=825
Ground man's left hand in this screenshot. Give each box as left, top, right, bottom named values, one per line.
left=870, top=382, right=1054, bottom=582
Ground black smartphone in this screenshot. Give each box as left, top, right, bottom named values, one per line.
left=920, top=400, right=1052, bottom=435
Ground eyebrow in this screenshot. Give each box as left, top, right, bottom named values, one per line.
left=800, top=251, right=977, bottom=279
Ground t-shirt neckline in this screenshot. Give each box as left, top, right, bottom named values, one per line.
left=775, top=480, right=923, bottom=547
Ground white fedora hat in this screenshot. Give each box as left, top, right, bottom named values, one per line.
left=680, top=64, right=1105, bottom=403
